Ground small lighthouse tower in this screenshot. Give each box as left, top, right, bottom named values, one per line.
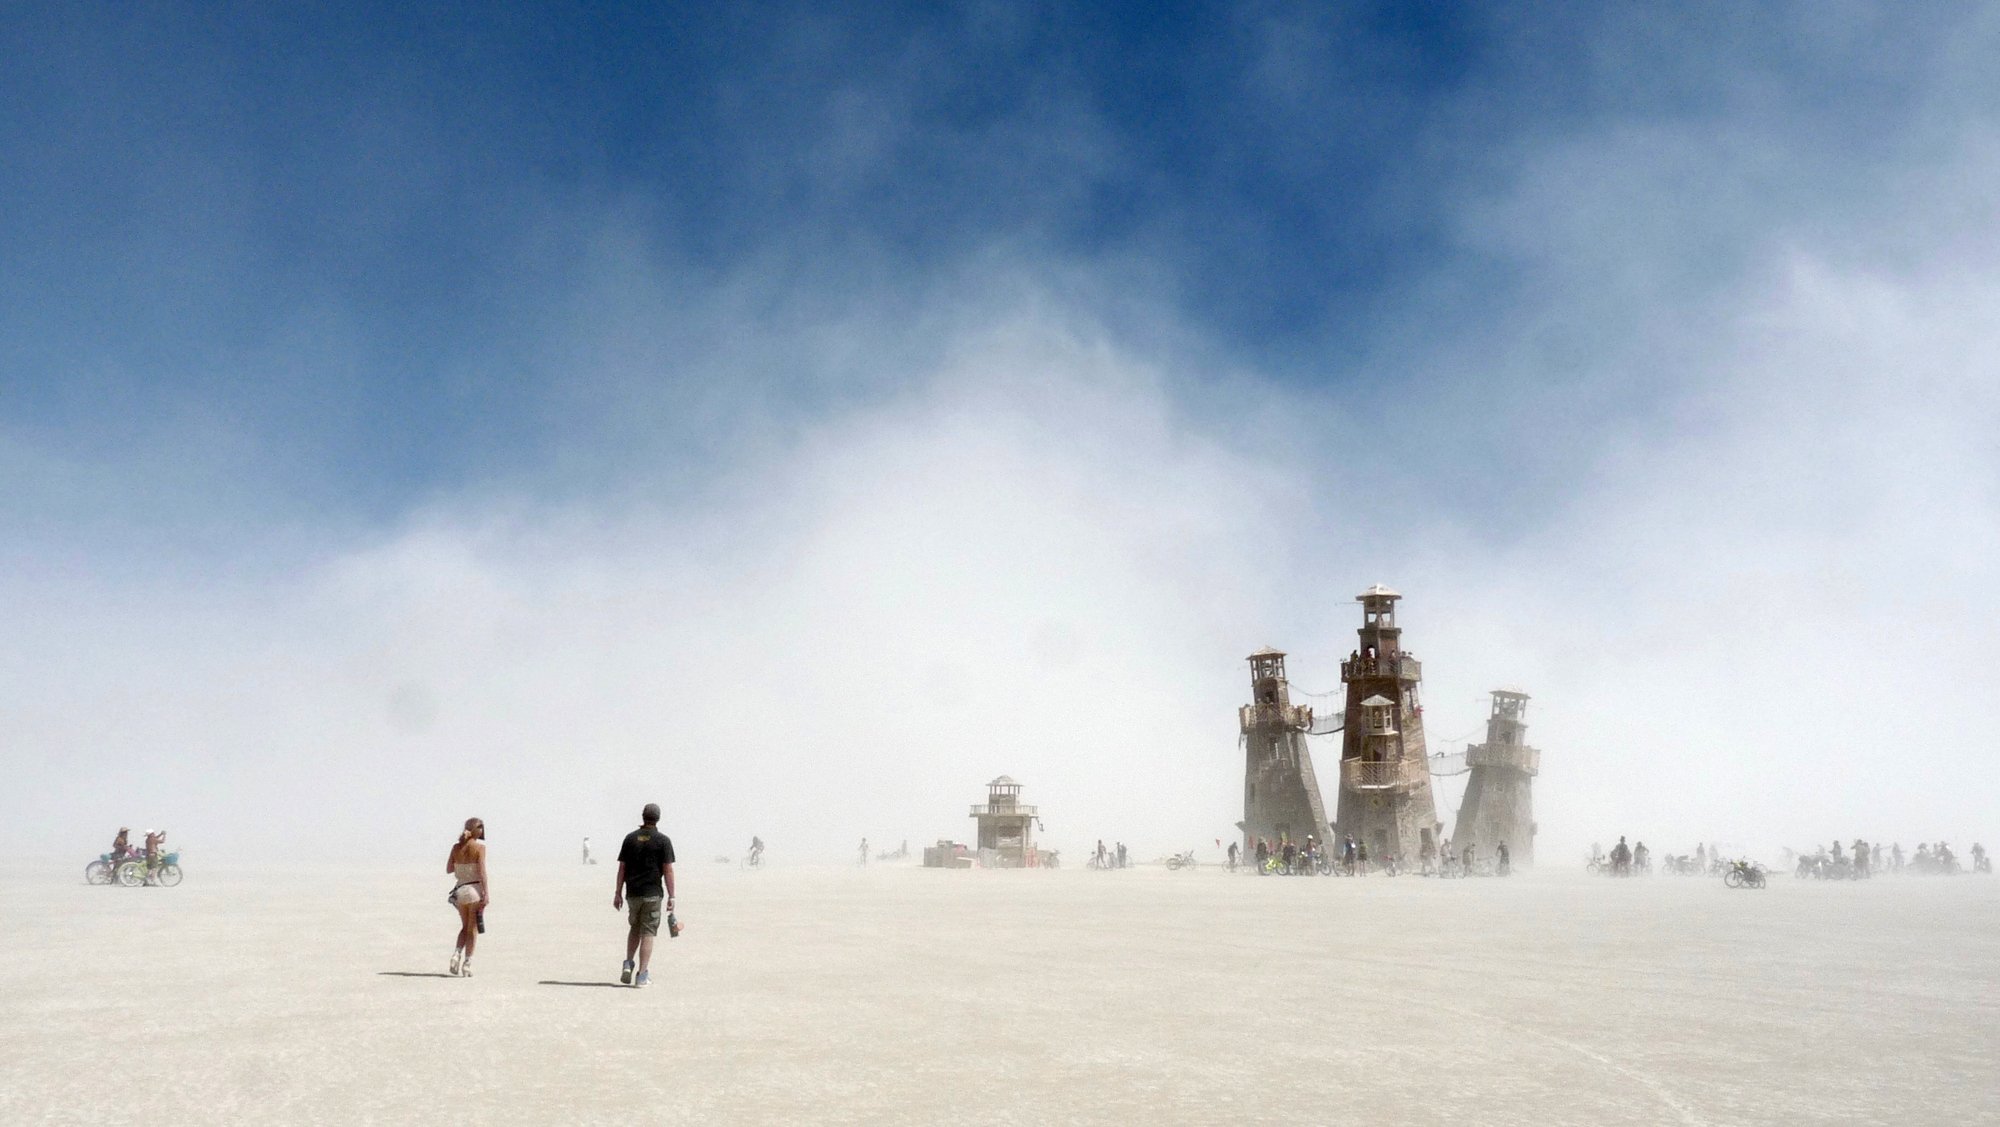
left=1452, top=690, right=1541, bottom=865
left=970, top=776, right=1039, bottom=867
left=1238, top=648, right=1331, bottom=854
left=1332, top=585, right=1441, bottom=863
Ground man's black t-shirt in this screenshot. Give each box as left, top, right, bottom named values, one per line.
left=618, top=826, right=676, bottom=898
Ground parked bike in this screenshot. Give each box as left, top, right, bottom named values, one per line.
left=1165, top=850, right=1198, bottom=871
left=1724, top=859, right=1766, bottom=889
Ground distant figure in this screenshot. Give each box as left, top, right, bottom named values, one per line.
left=1254, top=838, right=1269, bottom=873
left=1892, top=842, right=1905, bottom=871
left=1611, top=836, right=1632, bottom=876
left=142, top=829, right=168, bottom=882
left=859, top=838, right=869, bottom=866
left=1695, top=843, right=1707, bottom=872
left=1281, top=839, right=1297, bottom=873
left=1496, top=841, right=1512, bottom=876
left=1633, top=841, right=1650, bottom=874
left=1116, top=842, right=1128, bottom=869
left=109, top=827, right=131, bottom=864
left=1972, top=842, right=1989, bottom=873
left=1227, top=840, right=1240, bottom=872
left=1461, top=843, right=1474, bottom=873
left=614, top=803, right=677, bottom=987
left=1356, top=839, right=1370, bottom=873
left=581, top=836, right=593, bottom=865
left=748, top=836, right=765, bottom=867
left=1419, top=835, right=1437, bottom=876
left=1853, top=839, right=1870, bottom=879
left=446, top=817, right=487, bottom=977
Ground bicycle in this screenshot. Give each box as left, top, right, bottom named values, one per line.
left=1165, top=850, right=1198, bottom=871
left=116, top=851, right=183, bottom=887
left=1723, top=859, right=1767, bottom=889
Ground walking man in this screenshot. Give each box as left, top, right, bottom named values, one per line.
left=613, top=803, right=677, bottom=987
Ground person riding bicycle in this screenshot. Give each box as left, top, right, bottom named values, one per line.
left=748, top=836, right=765, bottom=866
left=140, top=829, right=167, bottom=881
left=109, top=827, right=130, bottom=864
left=1227, top=841, right=1239, bottom=871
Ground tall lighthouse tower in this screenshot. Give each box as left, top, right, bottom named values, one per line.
left=1238, top=648, right=1332, bottom=853
left=1332, top=585, right=1441, bottom=863
left=1452, top=690, right=1541, bottom=865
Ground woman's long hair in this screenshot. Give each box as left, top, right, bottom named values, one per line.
left=452, top=817, right=483, bottom=865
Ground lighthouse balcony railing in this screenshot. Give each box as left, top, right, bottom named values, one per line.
left=1341, top=757, right=1428, bottom=792
left=969, top=804, right=1038, bottom=817
left=1239, top=703, right=1312, bottom=732
left=1340, top=655, right=1421, bottom=683
left=1467, top=744, right=1540, bottom=775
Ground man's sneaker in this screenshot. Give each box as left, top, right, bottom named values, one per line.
left=460, top=959, right=472, bottom=977
left=634, top=969, right=650, bottom=988
left=449, top=950, right=463, bottom=976
left=620, top=960, right=634, bottom=985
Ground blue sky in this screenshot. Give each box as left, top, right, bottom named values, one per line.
left=5, top=4, right=1999, bottom=857
left=8, top=3, right=1965, bottom=514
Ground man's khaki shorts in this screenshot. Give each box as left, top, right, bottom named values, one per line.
left=627, top=896, right=663, bottom=936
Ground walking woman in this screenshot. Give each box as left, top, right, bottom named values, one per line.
left=446, top=817, right=487, bottom=977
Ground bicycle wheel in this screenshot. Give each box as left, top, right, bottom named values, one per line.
left=1725, top=869, right=1744, bottom=888
left=86, top=860, right=114, bottom=885
left=1166, top=856, right=1182, bottom=871
left=115, top=861, right=146, bottom=887
left=156, top=864, right=183, bottom=887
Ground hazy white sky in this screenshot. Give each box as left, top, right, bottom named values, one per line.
left=4, top=5, right=1997, bottom=863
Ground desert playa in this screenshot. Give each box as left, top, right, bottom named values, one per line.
left=4, top=862, right=1994, bottom=1126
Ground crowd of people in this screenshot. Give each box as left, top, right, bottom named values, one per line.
left=1227, top=832, right=1512, bottom=877
left=1588, top=836, right=1993, bottom=880
left=1788, top=839, right=1989, bottom=879
left=1593, top=836, right=1652, bottom=875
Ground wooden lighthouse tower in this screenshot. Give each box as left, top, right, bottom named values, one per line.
left=970, top=776, right=1039, bottom=867
left=1332, top=585, right=1441, bottom=864
left=1452, top=690, right=1541, bottom=865
left=1238, top=648, right=1331, bottom=854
